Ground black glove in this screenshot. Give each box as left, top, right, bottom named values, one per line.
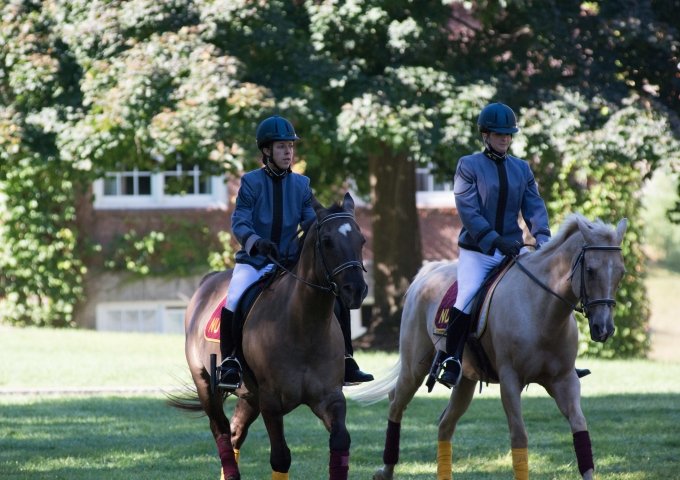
left=254, top=238, right=279, bottom=260
left=493, top=236, right=522, bottom=257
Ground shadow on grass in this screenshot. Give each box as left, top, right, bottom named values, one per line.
left=1, top=393, right=678, bottom=479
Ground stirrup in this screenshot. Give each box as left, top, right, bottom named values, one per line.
left=218, top=357, right=242, bottom=391
left=436, top=356, right=462, bottom=389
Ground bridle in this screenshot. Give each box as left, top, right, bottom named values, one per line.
left=569, top=245, right=622, bottom=317
left=514, top=244, right=622, bottom=318
left=268, top=212, right=366, bottom=296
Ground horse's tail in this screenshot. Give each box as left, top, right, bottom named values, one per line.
left=346, top=357, right=401, bottom=405
left=165, top=383, right=207, bottom=414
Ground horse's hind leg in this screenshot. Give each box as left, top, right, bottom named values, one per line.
left=195, top=371, right=240, bottom=480
left=310, top=390, right=351, bottom=480
left=229, top=396, right=261, bottom=464
left=374, top=350, right=433, bottom=480
left=436, top=376, right=476, bottom=480
left=546, top=374, right=594, bottom=480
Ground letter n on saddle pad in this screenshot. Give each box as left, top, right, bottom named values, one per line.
left=204, top=279, right=269, bottom=343
left=433, top=260, right=515, bottom=339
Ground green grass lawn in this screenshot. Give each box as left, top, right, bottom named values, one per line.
left=1, top=326, right=680, bottom=479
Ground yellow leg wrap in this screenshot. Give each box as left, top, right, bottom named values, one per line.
left=511, top=447, right=529, bottom=480
left=272, top=471, right=289, bottom=480
left=233, top=448, right=240, bottom=464
left=437, top=440, right=452, bottom=480
left=220, top=469, right=224, bottom=480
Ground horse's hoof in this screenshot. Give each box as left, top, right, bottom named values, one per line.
left=373, top=468, right=392, bottom=480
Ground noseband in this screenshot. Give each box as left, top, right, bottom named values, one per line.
left=515, top=244, right=622, bottom=318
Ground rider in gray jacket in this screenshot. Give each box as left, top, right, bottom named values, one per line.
left=437, top=102, right=551, bottom=388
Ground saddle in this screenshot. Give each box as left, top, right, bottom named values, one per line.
left=204, top=268, right=280, bottom=346
left=433, top=257, right=514, bottom=384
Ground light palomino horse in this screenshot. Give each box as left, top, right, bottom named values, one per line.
left=170, top=193, right=367, bottom=480
left=349, top=214, right=627, bottom=480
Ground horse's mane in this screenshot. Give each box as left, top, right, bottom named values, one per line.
left=538, top=213, right=616, bottom=254
left=292, top=202, right=348, bottom=263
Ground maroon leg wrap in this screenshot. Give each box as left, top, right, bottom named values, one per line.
left=383, top=420, right=401, bottom=465
left=216, top=434, right=240, bottom=478
left=329, top=449, right=350, bottom=480
left=573, top=430, right=594, bottom=475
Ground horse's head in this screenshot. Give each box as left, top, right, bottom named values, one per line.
left=311, top=192, right=368, bottom=309
left=572, top=216, right=628, bottom=342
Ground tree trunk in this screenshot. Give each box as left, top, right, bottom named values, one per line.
left=360, top=145, right=422, bottom=350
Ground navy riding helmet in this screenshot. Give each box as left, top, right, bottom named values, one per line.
left=477, top=103, right=519, bottom=134
left=255, top=115, right=300, bottom=150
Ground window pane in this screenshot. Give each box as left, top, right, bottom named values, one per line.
left=138, top=175, right=152, bottom=195
left=103, top=176, right=118, bottom=195
left=198, top=175, right=212, bottom=194
left=123, top=176, right=135, bottom=195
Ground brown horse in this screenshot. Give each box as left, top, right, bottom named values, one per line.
left=170, top=193, right=367, bottom=480
left=349, top=214, right=627, bottom=480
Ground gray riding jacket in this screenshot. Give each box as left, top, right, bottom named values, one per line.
left=454, top=151, right=551, bottom=255
left=232, top=167, right=315, bottom=268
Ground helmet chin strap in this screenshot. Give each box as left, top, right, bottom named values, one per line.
left=483, top=135, right=511, bottom=161
left=263, top=155, right=290, bottom=178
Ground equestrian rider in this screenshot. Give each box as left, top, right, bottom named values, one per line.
left=436, top=102, right=553, bottom=388
left=219, top=115, right=374, bottom=391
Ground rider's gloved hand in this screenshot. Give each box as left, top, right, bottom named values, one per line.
left=254, top=238, right=279, bottom=260
left=535, top=234, right=551, bottom=250
left=493, top=236, right=522, bottom=257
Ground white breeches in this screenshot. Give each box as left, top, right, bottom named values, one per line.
left=225, top=262, right=275, bottom=311
left=454, top=248, right=505, bottom=313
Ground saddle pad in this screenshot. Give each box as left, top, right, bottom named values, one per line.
left=433, top=260, right=514, bottom=338
left=433, top=282, right=458, bottom=335
left=204, top=299, right=225, bottom=343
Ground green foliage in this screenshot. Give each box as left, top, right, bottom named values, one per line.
left=642, top=169, right=680, bottom=270
left=103, top=220, right=222, bottom=277
left=518, top=95, right=680, bottom=358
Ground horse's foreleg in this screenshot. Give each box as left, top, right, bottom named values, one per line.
left=312, top=391, right=350, bottom=480
left=230, top=396, right=261, bottom=463
left=436, top=376, right=476, bottom=480
left=499, top=371, right=529, bottom=480
left=261, top=410, right=291, bottom=478
left=546, top=374, right=594, bottom=480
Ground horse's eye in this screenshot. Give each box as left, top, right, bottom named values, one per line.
left=586, top=267, right=595, bottom=277
left=321, top=235, right=333, bottom=247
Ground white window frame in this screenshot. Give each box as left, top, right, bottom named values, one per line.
left=93, top=165, right=228, bottom=210
left=96, top=301, right=186, bottom=335
left=415, top=166, right=455, bottom=208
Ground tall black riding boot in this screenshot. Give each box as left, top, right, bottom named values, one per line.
left=218, top=307, right=242, bottom=391
left=437, top=307, right=472, bottom=388
left=334, top=300, right=374, bottom=385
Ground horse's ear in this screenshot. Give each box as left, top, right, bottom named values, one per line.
left=342, top=192, right=355, bottom=215
left=616, top=218, right=628, bottom=244
left=312, top=195, right=324, bottom=217
left=575, top=215, right=595, bottom=244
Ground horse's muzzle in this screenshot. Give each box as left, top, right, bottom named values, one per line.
left=340, top=281, right=368, bottom=310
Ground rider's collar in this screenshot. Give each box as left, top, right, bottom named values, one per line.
left=263, top=161, right=291, bottom=179
left=483, top=147, right=507, bottom=163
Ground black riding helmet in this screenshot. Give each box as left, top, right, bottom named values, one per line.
left=256, top=115, right=300, bottom=151
left=477, top=103, right=519, bottom=134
